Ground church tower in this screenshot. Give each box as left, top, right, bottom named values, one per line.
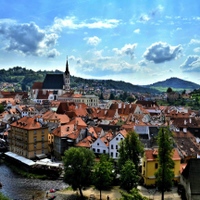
left=64, top=57, right=70, bottom=92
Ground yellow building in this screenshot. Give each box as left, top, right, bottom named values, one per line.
left=8, top=116, right=49, bottom=159
left=142, top=148, right=181, bottom=186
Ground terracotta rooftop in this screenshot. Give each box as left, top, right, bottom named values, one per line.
left=145, top=148, right=181, bottom=161
left=11, top=116, right=45, bottom=130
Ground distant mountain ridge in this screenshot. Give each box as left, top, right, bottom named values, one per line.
left=0, top=67, right=200, bottom=93
left=143, top=77, right=200, bottom=92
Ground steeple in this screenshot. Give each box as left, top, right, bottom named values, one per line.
left=65, top=56, right=69, bottom=75
left=64, top=56, right=70, bottom=91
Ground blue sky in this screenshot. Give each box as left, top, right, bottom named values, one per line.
left=0, top=0, right=200, bottom=85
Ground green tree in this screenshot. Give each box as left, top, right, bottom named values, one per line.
left=120, top=160, right=139, bottom=192
left=127, top=96, right=135, bottom=103
left=155, top=127, right=174, bottom=200
left=100, top=92, right=104, bottom=100
left=63, top=147, right=95, bottom=199
left=118, top=131, right=144, bottom=173
left=166, top=87, right=173, bottom=93
left=109, top=93, right=115, bottom=100
left=0, top=104, right=4, bottom=113
left=0, top=192, right=10, bottom=200
left=120, top=188, right=148, bottom=200
left=92, top=155, right=114, bottom=200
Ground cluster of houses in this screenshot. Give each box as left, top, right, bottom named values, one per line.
left=0, top=60, right=200, bottom=199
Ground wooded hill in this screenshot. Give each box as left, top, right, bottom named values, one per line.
left=0, top=67, right=200, bottom=94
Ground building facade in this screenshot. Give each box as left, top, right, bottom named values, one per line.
left=142, top=148, right=181, bottom=186
left=8, top=117, right=49, bottom=159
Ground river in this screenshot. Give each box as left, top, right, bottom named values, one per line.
left=0, top=163, right=68, bottom=200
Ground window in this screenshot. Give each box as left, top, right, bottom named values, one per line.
left=103, top=150, right=106, bottom=153
left=116, top=137, right=118, bottom=140
left=111, top=152, right=113, bottom=157
left=111, top=144, right=113, bottom=149
left=116, top=153, right=118, bottom=157
left=97, top=149, right=100, bottom=153
left=116, top=145, right=118, bottom=149
left=93, top=148, right=95, bottom=152
left=97, top=143, right=99, bottom=146
left=155, top=163, right=158, bottom=169
left=34, top=130, right=37, bottom=134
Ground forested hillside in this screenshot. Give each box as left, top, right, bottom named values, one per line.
left=0, top=67, right=159, bottom=93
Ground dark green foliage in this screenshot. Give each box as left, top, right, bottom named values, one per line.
left=92, top=155, right=114, bottom=200
left=120, top=188, right=148, bottom=200
left=126, top=96, right=135, bottom=103
left=62, top=147, right=95, bottom=198
left=0, top=104, right=4, bottom=113
left=109, top=93, right=115, bottom=100
left=120, top=160, right=139, bottom=192
left=0, top=193, right=10, bottom=200
left=167, top=87, right=173, bottom=93
left=0, top=67, right=159, bottom=93
left=155, top=127, right=174, bottom=200
left=145, top=77, right=200, bottom=91
left=118, top=131, right=144, bottom=172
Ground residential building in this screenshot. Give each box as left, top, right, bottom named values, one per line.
left=142, top=148, right=181, bottom=186
left=8, top=116, right=49, bottom=159
left=109, top=129, right=128, bottom=159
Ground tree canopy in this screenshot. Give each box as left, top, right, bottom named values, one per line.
left=120, top=160, right=139, bottom=192
left=155, top=127, right=174, bottom=200
left=120, top=188, right=148, bottom=200
left=118, top=130, right=144, bottom=172
left=92, top=155, right=114, bottom=200
left=62, top=147, right=95, bottom=198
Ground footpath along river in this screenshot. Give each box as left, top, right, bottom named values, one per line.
left=0, top=163, right=68, bottom=200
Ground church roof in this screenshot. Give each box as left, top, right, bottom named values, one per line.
left=42, top=74, right=64, bottom=89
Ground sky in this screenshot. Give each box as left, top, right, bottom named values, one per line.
left=0, top=0, right=200, bottom=85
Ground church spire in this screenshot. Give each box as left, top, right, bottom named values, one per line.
left=65, top=56, right=69, bottom=75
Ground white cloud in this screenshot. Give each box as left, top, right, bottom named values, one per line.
left=189, top=39, right=200, bottom=45
left=52, top=16, right=120, bottom=31
left=84, top=36, right=101, bottom=46
left=194, top=47, right=200, bottom=53
left=139, top=14, right=150, bottom=23
left=133, top=29, right=140, bottom=34
left=113, top=43, right=137, bottom=59
left=0, top=20, right=59, bottom=57
left=180, top=55, right=200, bottom=72
left=143, top=42, right=182, bottom=63
left=46, top=49, right=60, bottom=58
left=138, top=60, right=147, bottom=67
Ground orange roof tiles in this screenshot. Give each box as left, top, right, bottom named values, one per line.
left=145, top=148, right=181, bottom=161
left=11, top=116, right=44, bottom=130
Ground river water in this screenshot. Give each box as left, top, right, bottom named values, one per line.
left=0, top=163, right=68, bottom=200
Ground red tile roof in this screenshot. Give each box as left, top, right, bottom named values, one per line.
left=11, top=116, right=44, bottom=130
left=145, top=148, right=181, bottom=161
left=32, top=82, right=43, bottom=89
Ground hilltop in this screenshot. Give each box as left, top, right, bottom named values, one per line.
left=0, top=67, right=200, bottom=94
left=143, top=77, right=200, bottom=92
